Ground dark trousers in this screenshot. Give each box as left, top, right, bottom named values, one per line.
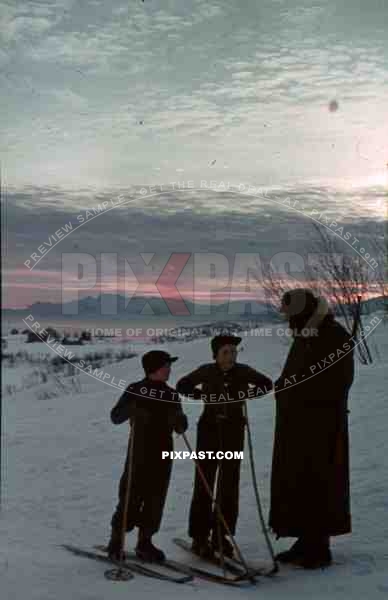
left=111, top=430, right=173, bottom=538
left=188, top=418, right=245, bottom=541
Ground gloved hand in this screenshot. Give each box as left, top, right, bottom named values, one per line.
left=174, top=413, right=188, bottom=435
left=192, top=388, right=204, bottom=401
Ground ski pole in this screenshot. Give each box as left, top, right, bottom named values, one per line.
left=105, top=420, right=136, bottom=581
left=242, top=401, right=278, bottom=574
left=214, top=418, right=226, bottom=576
left=120, top=421, right=136, bottom=557
left=181, top=432, right=254, bottom=579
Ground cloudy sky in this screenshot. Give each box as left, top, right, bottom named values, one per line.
left=1, top=0, right=387, bottom=308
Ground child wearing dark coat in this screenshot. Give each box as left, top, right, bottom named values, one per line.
left=176, top=335, right=273, bottom=559
left=107, top=350, right=188, bottom=562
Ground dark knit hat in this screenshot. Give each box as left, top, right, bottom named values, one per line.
left=142, top=350, right=178, bottom=374
left=211, top=335, right=242, bottom=359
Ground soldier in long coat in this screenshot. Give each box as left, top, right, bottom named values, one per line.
left=269, top=289, right=355, bottom=569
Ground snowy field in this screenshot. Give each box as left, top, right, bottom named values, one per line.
left=1, top=316, right=388, bottom=599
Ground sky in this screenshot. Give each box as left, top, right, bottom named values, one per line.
left=1, top=0, right=387, bottom=308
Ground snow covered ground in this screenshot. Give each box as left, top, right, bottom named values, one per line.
left=1, top=316, right=388, bottom=599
